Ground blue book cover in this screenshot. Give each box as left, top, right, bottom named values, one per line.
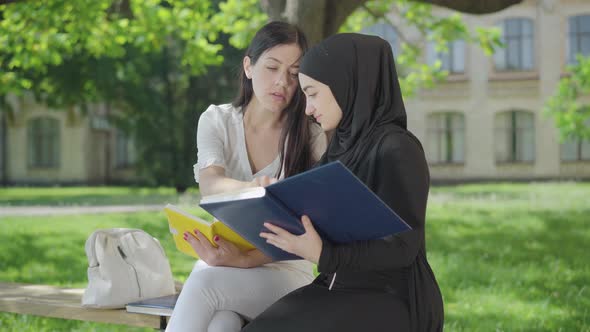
left=199, top=161, right=411, bottom=261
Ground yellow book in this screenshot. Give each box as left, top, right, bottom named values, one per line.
left=164, top=204, right=255, bottom=259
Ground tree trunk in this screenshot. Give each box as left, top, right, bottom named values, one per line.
left=261, top=0, right=522, bottom=44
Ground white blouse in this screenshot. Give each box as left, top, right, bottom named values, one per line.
left=193, top=103, right=327, bottom=272
left=194, top=103, right=327, bottom=183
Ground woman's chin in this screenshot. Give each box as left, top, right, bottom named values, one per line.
left=263, top=101, right=287, bottom=113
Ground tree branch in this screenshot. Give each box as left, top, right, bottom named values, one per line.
left=418, top=0, right=522, bottom=14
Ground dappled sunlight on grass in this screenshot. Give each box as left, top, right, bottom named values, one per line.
left=0, top=183, right=589, bottom=330
left=426, top=183, right=590, bottom=331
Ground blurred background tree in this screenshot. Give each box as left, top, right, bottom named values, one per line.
left=545, top=55, right=590, bottom=143
left=6, top=0, right=587, bottom=191
left=0, top=0, right=262, bottom=191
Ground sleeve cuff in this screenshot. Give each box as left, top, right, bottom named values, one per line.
left=193, top=159, right=225, bottom=183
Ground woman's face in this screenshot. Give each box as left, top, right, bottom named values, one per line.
left=243, top=43, right=302, bottom=113
left=298, top=73, right=343, bottom=132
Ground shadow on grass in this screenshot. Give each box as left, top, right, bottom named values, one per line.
left=428, top=208, right=590, bottom=331
left=0, top=312, right=151, bottom=332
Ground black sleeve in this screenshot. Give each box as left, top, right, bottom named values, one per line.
left=317, top=134, right=429, bottom=273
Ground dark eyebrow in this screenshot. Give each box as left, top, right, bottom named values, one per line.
left=266, top=57, right=282, bottom=64
left=302, top=85, right=313, bottom=92
left=267, top=57, right=300, bottom=68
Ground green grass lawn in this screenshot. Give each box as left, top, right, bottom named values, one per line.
left=1, top=183, right=589, bottom=331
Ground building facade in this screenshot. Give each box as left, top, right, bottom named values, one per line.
left=376, top=0, right=590, bottom=181
left=1, top=0, right=589, bottom=185
left=1, top=97, right=136, bottom=185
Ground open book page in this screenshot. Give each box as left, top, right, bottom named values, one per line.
left=199, top=186, right=267, bottom=204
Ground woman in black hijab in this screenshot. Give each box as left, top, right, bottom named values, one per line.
left=243, top=33, right=444, bottom=332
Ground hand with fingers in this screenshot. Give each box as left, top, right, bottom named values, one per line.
left=183, top=230, right=248, bottom=267
left=259, top=215, right=323, bottom=264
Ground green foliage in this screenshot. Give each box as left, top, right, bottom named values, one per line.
left=545, top=55, right=590, bottom=141
left=211, top=0, right=268, bottom=49
left=0, top=0, right=513, bottom=188
left=0, top=0, right=258, bottom=190
left=0, top=0, right=223, bottom=96
left=340, top=0, right=502, bottom=97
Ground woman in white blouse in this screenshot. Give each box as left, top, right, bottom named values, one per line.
left=165, top=22, right=326, bottom=332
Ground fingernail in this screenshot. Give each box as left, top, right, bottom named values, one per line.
left=213, top=235, right=219, bottom=242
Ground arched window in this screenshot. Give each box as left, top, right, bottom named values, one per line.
left=427, top=112, right=465, bottom=163
left=27, top=117, right=60, bottom=168
left=494, top=18, right=535, bottom=71
left=495, top=110, right=535, bottom=163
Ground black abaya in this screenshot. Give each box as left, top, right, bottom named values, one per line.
left=243, top=33, right=444, bottom=332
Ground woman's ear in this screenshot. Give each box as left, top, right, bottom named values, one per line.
left=243, top=56, right=252, bottom=79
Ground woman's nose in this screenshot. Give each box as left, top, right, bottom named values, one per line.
left=275, top=71, right=290, bottom=87
left=305, top=103, right=315, bottom=116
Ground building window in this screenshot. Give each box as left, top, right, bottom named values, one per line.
left=494, top=18, right=534, bottom=71
left=115, top=130, right=136, bottom=168
left=27, top=117, right=60, bottom=168
left=568, top=14, right=590, bottom=64
left=426, top=40, right=466, bottom=74
left=561, top=138, right=590, bottom=161
left=495, top=111, right=535, bottom=163
left=361, top=22, right=400, bottom=57
left=427, top=112, right=465, bottom=164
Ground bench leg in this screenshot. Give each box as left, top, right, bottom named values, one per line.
left=158, top=316, right=168, bottom=331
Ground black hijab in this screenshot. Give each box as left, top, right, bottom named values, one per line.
left=300, top=34, right=444, bottom=332
left=300, top=33, right=412, bottom=171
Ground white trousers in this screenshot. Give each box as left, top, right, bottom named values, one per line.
left=165, top=260, right=314, bottom=332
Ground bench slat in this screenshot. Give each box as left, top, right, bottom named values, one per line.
left=0, top=282, right=162, bottom=329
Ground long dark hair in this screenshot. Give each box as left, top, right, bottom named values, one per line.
left=232, top=21, right=313, bottom=178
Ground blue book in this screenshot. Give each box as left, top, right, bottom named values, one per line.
left=199, top=161, right=411, bottom=261
left=126, top=294, right=179, bottom=316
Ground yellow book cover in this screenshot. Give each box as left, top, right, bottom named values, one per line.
left=164, top=204, right=255, bottom=259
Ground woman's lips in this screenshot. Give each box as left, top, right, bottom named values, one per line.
left=271, top=92, right=285, bottom=102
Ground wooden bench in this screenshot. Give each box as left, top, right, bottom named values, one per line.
left=0, top=282, right=175, bottom=330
